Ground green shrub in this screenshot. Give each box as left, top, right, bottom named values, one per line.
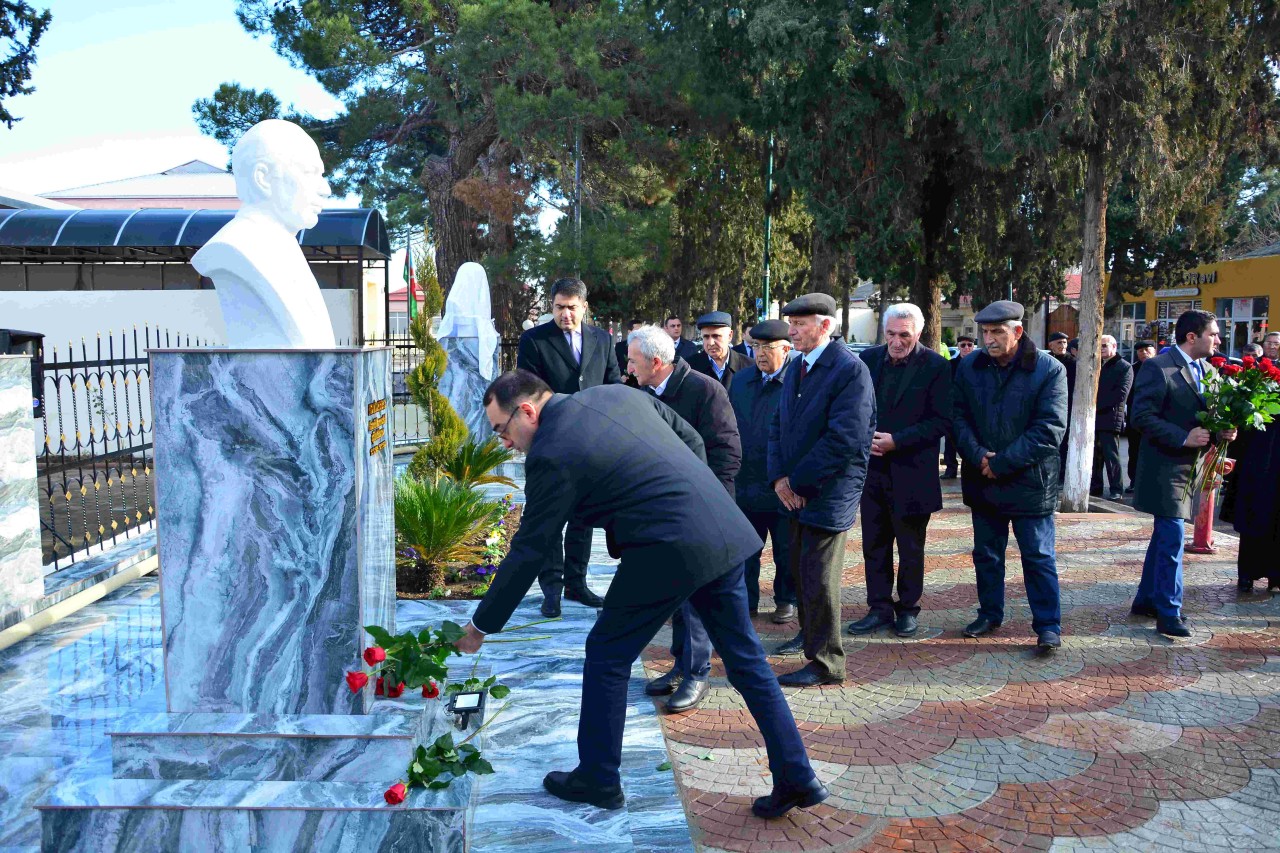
left=395, top=476, right=502, bottom=569
left=439, top=436, right=516, bottom=489
left=404, top=313, right=466, bottom=479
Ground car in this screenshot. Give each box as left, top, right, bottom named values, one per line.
left=845, top=342, right=873, bottom=355
left=948, top=346, right=959, bottom=360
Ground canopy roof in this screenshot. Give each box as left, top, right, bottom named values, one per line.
left=0, top=208, right=391, bottom=263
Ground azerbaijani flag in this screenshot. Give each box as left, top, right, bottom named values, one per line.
left=404, top=247, right=419, bottom=320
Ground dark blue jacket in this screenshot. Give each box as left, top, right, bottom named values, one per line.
left=767, top=342, right=876, bottom=532
left=953, top=337, right=1067, bottom=517
left=729, top=353, right=798, bottom=512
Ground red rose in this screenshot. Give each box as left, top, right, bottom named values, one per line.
left=363, top=646, right=387, bottom=666
left=385, top=681, right=406, bottom=698
left=1222, top=364, right=1242, bottom=377
left=345, top=671, right=369, bottom=693
left=1210, top=356, right=1227, bottom=368
left=1243, top=356, right=1257, bottom=369
left=1262, top=357, right=1274, bottom=368
left=422, top=680, right=440, bottom=699
left=384, top=782, right=407, bottom=805
left=375, top=677, right=385, bottom=696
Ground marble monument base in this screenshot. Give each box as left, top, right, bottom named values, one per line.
left=0, top=355, right=43, bottom=617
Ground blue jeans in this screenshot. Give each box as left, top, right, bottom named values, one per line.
left=742, top=508, right=797, bottom=611
left=578, top=562, right=816, bottom=789
left=1134, top=516, right=1184, bottom=623
left=971, top=510, right=1061, bottom=633
left=669, top=602, right=711, bottom=679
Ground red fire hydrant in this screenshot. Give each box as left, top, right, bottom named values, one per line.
left=1187, top=457, right=1235, bottom=554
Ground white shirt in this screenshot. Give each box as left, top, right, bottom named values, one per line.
left=651, top=367, right=675, bottom=397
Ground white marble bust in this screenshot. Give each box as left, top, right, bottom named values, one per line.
left=192, top=120, right=336, bottom=349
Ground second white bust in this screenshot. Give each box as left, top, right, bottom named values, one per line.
left=193, top=119, right=337, bottom=349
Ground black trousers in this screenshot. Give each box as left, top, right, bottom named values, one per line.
left=860, top=469, right=929, bottom=619
left=742, top=508, right=797, bottom=611
left=1239, top=533, right=1280, bottom=586
left=788, top=519, right=847, bottom=680
left=942, top=433, right=957, bottom=473
left=1091, top=431, right=1123, bottom=495
left=1126, top=431, right=1141, bottom=486
left=538, top=518, right=592, bottom=593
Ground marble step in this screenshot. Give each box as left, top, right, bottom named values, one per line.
left=38, top=777, right=473, bottom=853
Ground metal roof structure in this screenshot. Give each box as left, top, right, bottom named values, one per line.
left=41, top=160, right=237, bottom=201
left=0, top=207, right=391, bottom=263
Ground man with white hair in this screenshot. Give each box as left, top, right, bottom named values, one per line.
left=952, top=300, right=1067, bottom=650
left=1092, top=335, right=1133, bottom=500
left=846, top=304, right=952, bottom=638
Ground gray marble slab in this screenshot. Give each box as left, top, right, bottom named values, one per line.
left=0, top=356, right=42, bottom=616
left=439, top=336, right=498, bottom=440
left=150, top=350, right=393, bottom=716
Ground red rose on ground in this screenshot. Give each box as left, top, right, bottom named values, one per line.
left=1210, top=356, right=1227, bottom=368
left=345, top=671, right=369, bottom=693
left=422, top=680, right=440, bottom=699
left=363, top=646, right=387, bottom=666
left=384, top=782, right=407, bottom=805
left=385, top=681, right=406, bottom=698
left=375, top=677, right=385, bottom=696
left=1243, top=356, right=1257, bottom=369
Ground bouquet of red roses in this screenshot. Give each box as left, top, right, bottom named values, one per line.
left=1186, top=355, right=1280, bottom=495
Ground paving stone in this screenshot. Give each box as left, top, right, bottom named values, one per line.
left=920, top=736, right=1095, bottom=785
left=825, top=761, right=998, bottom=818
left=1021, top=711, right=1182, bottom=753
left=1107, top=687, right=1261, bottom=727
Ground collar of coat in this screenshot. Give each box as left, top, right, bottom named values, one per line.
left=972, top=335, right=1041, bottom=372
left=660, top=356, right=692, bottom=397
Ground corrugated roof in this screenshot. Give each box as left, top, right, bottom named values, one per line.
left=0, top=186, right=77, bottom=210
left=42, top=160, right=236, bottom=199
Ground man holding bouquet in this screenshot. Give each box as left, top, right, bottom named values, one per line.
left=1131, top=310, right=1237, bottom=637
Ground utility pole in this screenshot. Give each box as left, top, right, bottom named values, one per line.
left=761, top=133, right=775, bottom=320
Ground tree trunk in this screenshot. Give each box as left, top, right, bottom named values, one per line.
left=840, top=256, right=853, bottom=341
left=734, top=246, right=748, bottom=337
left=910, top=267, right=944, bottom=351
left=809, top=227, right=838, bottom=295
left=1062, top=145, right=1108, bottom=513
left=419, top=112, right=498, bottom=297
left=876, top=279, right=891, bottom=344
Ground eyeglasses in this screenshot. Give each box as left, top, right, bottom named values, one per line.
left=492, top=407, right=520, bottom=438
left=959, top=342, right=975, bottom=348
left=755, top=342, right=790, bottom=351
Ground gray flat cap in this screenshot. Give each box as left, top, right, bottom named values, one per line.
left=696, top=311, right=733, bottom=329
left=973, top=300, right=1025, bottom=324
left=750, top=319, right=791, bottom=342
left=781, top=293, right=839, bottom=317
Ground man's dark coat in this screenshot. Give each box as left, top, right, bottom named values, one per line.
left=654, top=358, right=742, bottom=497
left=688, top=348, right=753, bottom=392
left=516, top=320, right=621, bottom=393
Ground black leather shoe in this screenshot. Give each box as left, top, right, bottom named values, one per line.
left=895, top=613, right=919, bottom=637
left=540, top=591, right=561, bottom=618
left=963, top=617, right=1001, bottom=638
left=1037, top=630, right=1061, bottom=650
left=776, top=663, right=843, bottom=687
left=644, top=669, right=683, bottom=697
left=751, top=777, right=830, bottom=819
left=1157, top=619, right=1192, bottom=638
left=776, top=633, right=805, bottom=656
left=940, top=469, right=958, bottom=480
left=1238, top=580, right=1255, bottom=594
left=846, top=612, right=893, bottom=635
left=666, top=677, right=709, bottom=712
left=1130, top=604, right=1157, bottom=618
left=565, top=586, right=605, bottom=608
left=543, top=770, right=625, bottom=810
left=771, top=603, right=797, bottom=624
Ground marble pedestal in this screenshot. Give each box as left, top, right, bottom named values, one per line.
left=439, top=336, right=499, bottom=439
left=0, top=355, right=43, bottom=616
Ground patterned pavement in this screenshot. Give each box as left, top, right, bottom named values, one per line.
left=643, top=484, right=1280, bottom=852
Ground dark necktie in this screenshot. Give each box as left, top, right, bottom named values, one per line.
left=799, top=359, right=808, bottom=381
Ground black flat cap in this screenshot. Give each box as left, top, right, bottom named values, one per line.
left=696, top=311, right=733, bottom=329
left=957, top=335, right=977, bottom=344
left=1068, top=338, right=1080, bottom=348
left=750, top=319, right=791, bottom=342
left=1135, top=339, right=1157, bottom=349
left=973, top=300, right=1025, bottom=324
left=781, top=293, right=839, bottom=317
left=1048, top=332, right=1069, bottom=343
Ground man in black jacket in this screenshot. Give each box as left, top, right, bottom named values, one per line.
left=689, top=311, right=753, bottom=391
left=847, top=304, right=953, bottom=638
left=628, top=325, right=742, bottom=712
left=1124, top=340, right=1157, bottom=492
left=664, top=315, right=701, bottom=362
left=1091, top=335, right=1133, bottom=500
left=615, top=318, right=644, bottom=375
left=942, top=336, right=976, bottom=478
left=1047, top=332, right=1077, bottom=485
left=455, top=371, right=826, bottom=820
left=516, top=277, right=623, bottom=617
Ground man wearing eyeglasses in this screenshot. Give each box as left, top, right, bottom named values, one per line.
left=942, top=336, right=976, bottom=479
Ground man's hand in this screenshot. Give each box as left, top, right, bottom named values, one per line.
left=1218, top=427, right=1238, bottom=443
left=870, top=432, right=897, bottom=457
left=1184, top=427, right=1212, bottom=448
left=454, top=623, right=485, bottom=654
left=980, top=451, right=998, bottom=480
left=774, top=476, right=807, bottom=511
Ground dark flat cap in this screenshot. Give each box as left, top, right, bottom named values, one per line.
left=781, top=293, right=839, bottom=317
left=696, top=311, right=733, bottom=329
left=750, top=319, right=791, bottom=342
left=973, top=300, right=1025, bottom=324
left=1068, top=338, right=1080, bottom=348
left=957, top=335, right=977, bottom=344
left=1048, top=332, right=1069, bottom=343
left=1135, top=339, right=1157, bottom=349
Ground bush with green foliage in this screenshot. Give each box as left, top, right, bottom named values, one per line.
left=394, top=476, right=502, bottom=578
left=438, top=436, right=516, bottom=489
left=405, top=312, right=467, bottom=479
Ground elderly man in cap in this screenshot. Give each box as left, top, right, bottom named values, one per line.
left=1047, top=331, right=1077, bottom=484
left=768, top=293, right=876, bottom=686
left=953, top=300, right=1067, bottom=650
left=1125, top=340, right=1158, bottom=492
left=730, top=319, right=800, bottom=623
left=942, top=335, right=977, bottom=479
left=690, top=311, right=753, bottom=390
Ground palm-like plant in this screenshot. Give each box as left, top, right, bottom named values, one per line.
left=395, top=476, right=503, bottom=570
left=439, top=436, right=516, bottom=489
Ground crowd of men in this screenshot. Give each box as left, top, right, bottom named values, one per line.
left=458, top=276, right=1253, bottom=815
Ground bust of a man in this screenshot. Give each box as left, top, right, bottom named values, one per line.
left=192, top=119, right=336, bottom=348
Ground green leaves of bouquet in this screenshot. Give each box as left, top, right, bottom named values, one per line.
left=362, top=621, right=466, bottom=691
left=408, top=733, right=496, bottom=790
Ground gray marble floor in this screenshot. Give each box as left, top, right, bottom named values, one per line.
left=0, top=531, right=694, bottom=852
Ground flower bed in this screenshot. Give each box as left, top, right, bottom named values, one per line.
left=396, top=496, right=522, bottom=600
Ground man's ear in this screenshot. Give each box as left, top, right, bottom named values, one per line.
left=251, top=162, right=273, bottom=198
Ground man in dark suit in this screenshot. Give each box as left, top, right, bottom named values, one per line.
left=846, top=304, right=952, bottom=638
left=1131, top=310, right=1236, bottom=637
left=689, top=311, right=753, bottom=391
left=1091, top=335, right=1132, bottom=500
left=1124, top=340, right=1157, bottom=493
left=627, top=325, right=741, bottom=712
left=615, top=318, right=644, bottom=375
left=1047, top=331, right=1077, bottom=485
left=732, top=332, right=754, bottom=360
left=516, top=277, right=623, bottom=617
left=768, top=293, right=876, bottom=687
left=665, top=315, right=701, bottom=362
left=455, top=371, right=827, bottom=819
left=942, top=335, right=976, bottom=479
left=729, top=319, right=799, bottom=624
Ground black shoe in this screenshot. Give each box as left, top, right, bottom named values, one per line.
left=771, top=604, right=797, bottom=624
left=846, top=612, right=893, bottom=635
left=776, top=633, right=805, bottom=656
left=963, top=617, right=1001, bottom=638
left=751, top=777, right=830, bottom=819
left=543, top=770, right=625, bottom=810
left=894, top=613, right=919, bottom=637
left=1238, top=581, right=1255, bottom=594
left=1130, top=604, right=1158, bottom=618
left=1037, top=630, right=1061, bottom=650
left=564, top=586, right=605, bottom=608
left=1157, top=619, right=1192, bottom=638
left=1269, top=582, right=1280, bottom=594
left=776, top=663, right=843, bottom=687
left=644, top=669, right=683, bottom=697
left=540, top=591, right=561, bottom=618
left=1124, top=486, right=1134, bottom=494
left=941, top=469, right=958, bottom=480
left=666, top=677, right=709, bottom=712
left=1108, top=493, right=1124, bottom=501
